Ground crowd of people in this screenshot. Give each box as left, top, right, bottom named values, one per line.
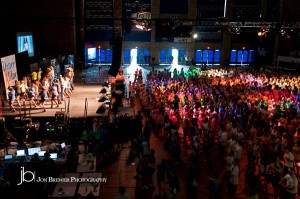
left=7, top=65, right=74, bottom=112
left=130, top=66, right=300, bottom=199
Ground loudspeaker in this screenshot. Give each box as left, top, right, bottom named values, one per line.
left=99, top=88, right=107, bottom=94
left=108, top=36, right=122, bottom=77
left=96, top=105, right=106, bottom=114
left=16, top=51, right=30, bottom=79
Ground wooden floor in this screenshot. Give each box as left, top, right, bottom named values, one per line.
left=0, top=83, right=115, bottom=119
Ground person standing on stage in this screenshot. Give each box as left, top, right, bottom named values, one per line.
left=8, top=86, right=16, bottom=112
left=37, top=68, right=43, bottom=82
left=27, top=83, right=37, bottom=109
left=38, top=86, right=47, bottom=112
left=50, top=82, right=59, bottom=108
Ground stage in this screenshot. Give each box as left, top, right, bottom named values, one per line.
left=0, top=84, right=131, bottom=118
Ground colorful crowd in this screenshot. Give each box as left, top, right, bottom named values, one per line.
left=132, top=66, right=300, bottom=199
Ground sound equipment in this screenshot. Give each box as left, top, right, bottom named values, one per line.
left=15, top=51, right=30, bottom=79
left=116, top=80, right=125, bottom=98
left=108, top=36, right=122, bottom=77
left=96, top=105, right=106, bottom=114
left=55, top=111, right=67, bottom=124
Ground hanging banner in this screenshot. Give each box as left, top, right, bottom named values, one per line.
left=1, top=54, right=18, bottom=98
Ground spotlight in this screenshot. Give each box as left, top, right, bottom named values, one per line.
left=258, top=31, right=264, bottom=37
left=193, top=33, right=198, bottom=39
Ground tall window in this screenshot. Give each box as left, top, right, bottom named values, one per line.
left=195, top=49, right=221, bottom=64
left=160, top=49, right=167, bottom=63
left=179, top=50, right=185, bottom=64
left=248, top=50, right=254, bottom=62
left=230, top=49, right=255, bottom=64
left=230, top=50, right=237, bottom=63
left=160, top=49, right=173, bottom=63
left=214, top=50, right=221, bottom=62
left=196, top=50, right=202, bottom=63
left=123, top=49, right=130, bottom=63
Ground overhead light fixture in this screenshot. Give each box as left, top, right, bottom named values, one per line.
left=235, top=27, right=241, bottom=34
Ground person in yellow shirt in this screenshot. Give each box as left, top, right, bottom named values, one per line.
left=37, top=68, right=43, bottom=82
left=19, top=80, right=27, bottom=99
left=31, top=70, right=37, bottom=81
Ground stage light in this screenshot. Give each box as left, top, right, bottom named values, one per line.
left=258, top=31, right=264, bottom=36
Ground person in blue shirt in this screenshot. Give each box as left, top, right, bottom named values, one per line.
left=8, top=86, right=16, bottom=112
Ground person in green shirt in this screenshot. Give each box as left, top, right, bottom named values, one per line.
left=82, top=128, right=92, bottom=153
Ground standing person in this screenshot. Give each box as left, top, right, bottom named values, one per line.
left=50, top=82, right=59, bottom=108
left=20, top=80, right=26, bottom=100
left=37, top=67, right=43, bottom=82
left=33, top=80, right=40, bottom=100
left=114, top=186, right=130, bottom=199
left=66, top=65, right=74, bottom=90
left=279, top=168, right=298, bottom=199
left=8, top=86, right=16, bottom=112
left=82, top=127, right=92, bottom=153
left=14, top=80, right=22, bottom=106
left=283, top=146, right=295, bottom=176
left=27, top=83, right=37, bottom=109
left=59, top=75, right=65, bottom=101
left=229, top=160, right=239, bottom=199
left=38, top=87, right=47, bottom=112
left=54, top=79, right=62, bottom=104
left=31, top=69, right=37, bottom=82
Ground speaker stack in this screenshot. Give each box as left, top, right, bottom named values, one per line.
left=108, top=36, right=123, bottom=77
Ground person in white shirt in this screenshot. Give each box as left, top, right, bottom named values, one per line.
left=225, top=151, right=235, bottom=172
left=229, top=161, right=239, bottom=199
left=234, top=141, right=242, bottom=163
left=279, top=169, right=298, bottom=199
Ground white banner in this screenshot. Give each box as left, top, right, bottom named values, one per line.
left=1, top=54, right=18, bottom=98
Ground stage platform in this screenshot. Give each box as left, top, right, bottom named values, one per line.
left=0, top=84, right=130, bottom=119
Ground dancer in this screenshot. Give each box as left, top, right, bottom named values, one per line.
left=27, top=83, right=37, bottom=108
left=50, top=82, right=59, bottom=108
left=8, top=86, right=16, bottom=112
left=39, top=86, right=47, bottom=112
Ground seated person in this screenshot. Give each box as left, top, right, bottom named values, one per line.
left=29, top=153, right=42, bottom=174
left=41, top=152, right=56, bottom=177
left=31, top=153, right=41, bottom=163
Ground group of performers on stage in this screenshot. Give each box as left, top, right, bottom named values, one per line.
left=7, top=65, right=74, bottom=112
